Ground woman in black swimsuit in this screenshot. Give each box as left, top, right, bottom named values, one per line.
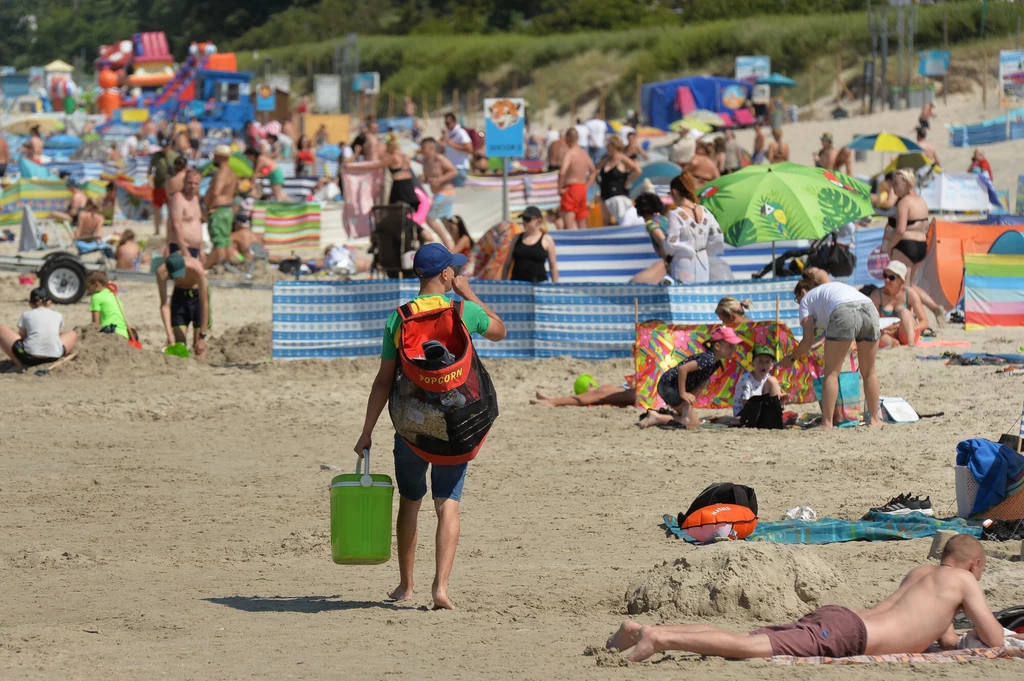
left=366, top=136, right=420, bottom=212
left=596, top=136, right=641, bottom=225
left=502, top=206, right=559, bottom=283
left=883, top=168, right=945, bottom=321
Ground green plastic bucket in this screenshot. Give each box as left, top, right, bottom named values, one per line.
left=329, top=451, right=394, bottom=565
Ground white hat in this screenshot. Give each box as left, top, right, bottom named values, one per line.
left=883, top=260, right=908, bottom=281
left=214, top=144, right=231, bottom=157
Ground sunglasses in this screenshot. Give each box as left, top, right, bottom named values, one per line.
left=883, top=273, right=899, bottom=281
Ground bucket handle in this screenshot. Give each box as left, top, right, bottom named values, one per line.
left=357, top=449, right=372, bottom=487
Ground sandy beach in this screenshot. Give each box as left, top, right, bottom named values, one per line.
left=2, top=267, right=1024, bottom=680
left=2, top=96, right=1024, bottom=680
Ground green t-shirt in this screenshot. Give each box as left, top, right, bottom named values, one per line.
left=149, top=150, right=179, bottom=188
left=381, top=294, right=491, bottom=360
left=90, top=288, right=129, bottom=339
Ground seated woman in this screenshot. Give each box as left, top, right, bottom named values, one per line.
left=75, top=201, right=116, bottom=259
left=0, top=288, right=77, bottom=368
left=114, top=229, right=149, bottom=271
left=630, top=192, right=670, bottom=285
left=639, top=327, right=741, bottom=430
left=532, top=374, right=635, bottom=407
left=715, top=297, right=752, bottom=327
left=869, top=260, right=929, bottom=348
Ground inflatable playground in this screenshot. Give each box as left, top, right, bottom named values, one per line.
left=95, top=32, right=254, bottom=131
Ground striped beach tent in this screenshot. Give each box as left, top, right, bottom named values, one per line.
left=252, top=201, right=321, bottom=251
left=964, top=253, right=1024, bottom=330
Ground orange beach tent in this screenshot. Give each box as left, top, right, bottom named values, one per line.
left=919, top=220, right=1024, bottom=309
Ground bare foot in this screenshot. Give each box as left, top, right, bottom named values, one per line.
left=530, top=392, right=554, bottom=407
left=388, top=584, right=413, bottom=601
left=628, top=625, right=660, bottom=662
left=431, top=587, right=455, bottom=610
left=606, top=619, right=643, bottom=652
left=637, top=412, right=661, bottom=429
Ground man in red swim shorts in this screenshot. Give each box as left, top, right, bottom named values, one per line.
left=148, top=135, right=179, bottom=237
left=607, top=535, right=1007, bottom=662
left=557, top=128, right=595, bottom=230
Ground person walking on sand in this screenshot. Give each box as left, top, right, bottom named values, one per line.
left=168, top=169, right=205, bottom=261
left=767, top=128, right=789, bottom=163
left=354, top=244, right=507, bottom=610
left=607, top=535, right=1006, bottom=662
left=916, top=127, right=940, bottom=167
left=157, top=252, right=210, bottom=359
left=558, top=128, right=596, bottom=230
left=148, top=135, right=179, bottom=237
left=203, top=145, right=238, bottom=270
left=420, top=137, right=459, bottom=250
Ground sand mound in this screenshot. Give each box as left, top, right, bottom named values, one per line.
left=625, top=543, right=852, bottom=622
left=0, top=275, right=31, bottom=303
left=61, top=328, right=202, bottom=378
left=205, top=322, right=274, bottom=365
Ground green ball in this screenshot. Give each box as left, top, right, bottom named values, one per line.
left=573, top=374, right=598, bottom=395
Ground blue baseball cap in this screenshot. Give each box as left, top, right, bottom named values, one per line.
left=413, top=243, right=466, bottom=279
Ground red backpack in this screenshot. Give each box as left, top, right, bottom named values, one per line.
left=463, top=126, right=485, bottom=153
left=388, top=299, right=499, bottom=465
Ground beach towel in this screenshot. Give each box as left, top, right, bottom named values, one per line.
left=634, top=321, right=823, bottom=410
left=772, top=647, right=1024, bottom=666
left=662, top=511, right=980, bottom=545
left=341, top=165, right=384, bottom=238
left=466, top=221, right=523, bottom=280
left=945, top=353, right=1024, bottom=366
left=916, top=339, right=972, bottom=349
left=956, top=438, right=1024, bottom=517
left=812, top=371, right=864, bottom=427
left=253, top=202, right=321, bottom=252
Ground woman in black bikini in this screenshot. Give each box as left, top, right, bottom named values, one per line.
left=883, top=169, right=945, bottom=321
left=596, top=136, right=641, bottom=225
left=502, top=206, right=559, bottom=283
left=365, top=136, right=420, bottom=212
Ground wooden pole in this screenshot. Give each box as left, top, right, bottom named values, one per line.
left=422, top=90, right=428, bottom=121
left=983, top=52, right=988, bottom=109
left=453, top=88, right=460, bottom=116
left=809, top=63, right=815, bottom=116
left=540, top=85, right=547, bottom=125
left=634, top=298, right=639, bottom=330
left=636, top=73, right=642, bottom=119
left=836, top=54, right=842, bottom=105
left=570, top=88, right=577, bottom=121
left=436, top=91, right=442, bottom=115
left=512, top=77, right=518, bottom=96
left=387, top=92, right=395, bottom=118
left=599, top=86, right=607, bottom=120
left=943, top=6, right=949, bottom=106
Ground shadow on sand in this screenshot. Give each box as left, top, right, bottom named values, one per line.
left=203, top=595, right=412, bottom=613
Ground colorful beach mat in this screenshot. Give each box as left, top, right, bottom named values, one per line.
left=772, top=646, right=1024, bottom=665
left=634, top=320, right=825, bottom=410
left=662, top=511, right=981, bottom=545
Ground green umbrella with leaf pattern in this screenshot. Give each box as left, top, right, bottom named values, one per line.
left=696, top=162, right=873, bottom=247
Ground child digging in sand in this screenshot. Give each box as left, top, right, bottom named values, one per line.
left=639, top=326, right=740, bottom=429
left=87, top=271, right=130, bottom=340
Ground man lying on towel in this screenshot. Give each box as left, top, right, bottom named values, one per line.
left=607, top=535, right=1008, bottom=662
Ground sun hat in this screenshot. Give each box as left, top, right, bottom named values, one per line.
left=214, top=144, right=232, bottom=157
left=573, top=374, right=599, bottom=395
left=752, top=344, right=777, bottom=361
left=710, top=326, right=742, bottom=345
left=883, top=260, right=908, bottom=281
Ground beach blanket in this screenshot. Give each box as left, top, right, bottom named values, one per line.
left=466, top=221, right=523, bottom=280
left=916, top=339, right=972, bottom=349
left=634, top=321, right=823, bottom=410
left=956, top=438, right=1024, bottom=517
left=945, top=353, right=1024, bottom=366
left=252, top=202, right=321, bottom=251
left=772, top=647, right=1024, bottom=665
left=662, top=511, right=981, bottom=545
left=341, top=165, right=384, bottom=238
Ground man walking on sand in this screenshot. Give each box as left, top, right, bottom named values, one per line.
left=203, top=145, right=238, bottom=269
left=167, top=169, right=205, bottom=260
left=420, top=137, right=458, bottom=250
left=607, top=535, right=1008, bottom=662
left=354, top=244, right=506, bottom=610
left=558, top=128, right=595, bottom=230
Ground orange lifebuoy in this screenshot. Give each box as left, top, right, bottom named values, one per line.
left=681, top=504, right=757, bottom=543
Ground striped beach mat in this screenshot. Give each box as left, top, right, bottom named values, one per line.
left=773, top=647, right=1024, bottom=665
left=252, top=202, right=321, bottom=251
left=964, top=253, right=1024, bottom=329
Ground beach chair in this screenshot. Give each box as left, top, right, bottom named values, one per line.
left=675, top=86, right=697, bottom=116
left=717, top=112, right=736, bottom=128
left=733, top=108, right=756, bottom=127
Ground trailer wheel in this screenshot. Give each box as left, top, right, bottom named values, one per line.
left=38, top=254, right=87, bottom=305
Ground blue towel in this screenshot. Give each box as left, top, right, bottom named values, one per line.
left=956, top=438, right=1024, bottom=517
left=663, top=511, right=981, bottom=545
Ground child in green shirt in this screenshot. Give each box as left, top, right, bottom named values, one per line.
left=87, top=271, right=129, bottom=339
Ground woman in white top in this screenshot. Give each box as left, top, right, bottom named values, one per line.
left=662, top=173, right=726, bottom=284
left=780, top=277, right=883, bottom=428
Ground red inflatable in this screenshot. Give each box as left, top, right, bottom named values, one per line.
left=681, top=504, right=757, bottom=543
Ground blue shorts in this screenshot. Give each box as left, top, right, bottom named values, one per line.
left=427, top=191, right=455, bottom=220
left=453, top=168, right=467, bottom=188
left=393, top=433, right=467, bottom=502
